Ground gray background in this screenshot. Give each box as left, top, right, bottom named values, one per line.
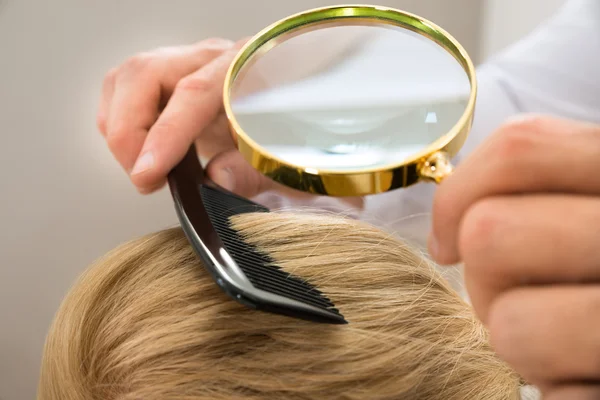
left=0, top=0, right=565, bottom=398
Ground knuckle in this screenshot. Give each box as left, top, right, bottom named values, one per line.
left=148, top=119, right=182, bottom=147
left=151, top=117, right=178, bottom=137
left=124, top=52, right=155, bottom=73
left=105, top=125, right=130, bottom=150
left=175, top=74, right=214, bottom=93
left=501, top=114, right=548, bottom=134
left=199, top=37, right=235, bottom=51
left=187, top=38, right=234, bottom=61
left=494, top=121, right=541, bottom=159
left=152, top=45, right=181, bottom=57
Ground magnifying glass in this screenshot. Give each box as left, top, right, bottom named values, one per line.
left=223, top=4, right=477, bottom=197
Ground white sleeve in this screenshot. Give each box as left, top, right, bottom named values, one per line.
left=461, top=0, right=600, bottom=154
left=360, top=0, right=600, bottom=247
left=253, top=0, right=600, bottom=248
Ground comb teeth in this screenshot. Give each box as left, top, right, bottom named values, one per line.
left=200, top=185, right=341, bottom=314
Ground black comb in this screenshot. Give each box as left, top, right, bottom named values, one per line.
left=167, top=144, right=347, bottom=324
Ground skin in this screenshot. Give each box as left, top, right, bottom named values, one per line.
left=429, top=115, right=600, bottom=397
left=97, top=38, right=362, bottom=208
left=100, top=39, right=600, bottom=398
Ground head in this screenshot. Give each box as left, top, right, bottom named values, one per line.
left=38, top=211, right=520, bottom=400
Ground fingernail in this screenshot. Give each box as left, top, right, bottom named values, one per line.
left=131, top=151, right=154, bottom=175
left=215, top=168, right=235, bottom=191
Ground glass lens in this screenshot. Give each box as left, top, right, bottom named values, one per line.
left=230, top=23, right=471, bottom=171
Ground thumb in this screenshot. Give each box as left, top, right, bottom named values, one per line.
left=206, top=149, right=367, bottom=212
left=205, top=149, right=276, bottom=198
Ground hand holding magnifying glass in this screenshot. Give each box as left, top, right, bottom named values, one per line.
left=430, top=115, right=600, bottom=398
left=97, top=36, right=364, bottom=209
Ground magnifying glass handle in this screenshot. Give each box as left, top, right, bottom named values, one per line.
left=418, top=151, right=454, bottom=184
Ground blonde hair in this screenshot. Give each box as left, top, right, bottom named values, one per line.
left=38, top=211, right=520, bottom=400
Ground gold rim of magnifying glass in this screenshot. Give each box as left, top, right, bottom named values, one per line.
left=223, top=4, right=477, bottom=197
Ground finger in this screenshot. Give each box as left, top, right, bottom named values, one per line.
left=430, top=115, right=600, bottom=265
left=129, top=109, right=235, bottom=196
left=97, top=67, right=117, bottom=135
left=194, top=112, right=236, bottom=165
left=205, top=149, right=319, bottom=201
left=204, top=149, right=367, bottom=213
left=106, top=54, right=163, bottom=172
left=544, top=384, right=600, bottom=400
left=488, top=285, right=600, bottom=385
left=205, top=149, right=280, bottom=198
left=129, top=44, right=243, bottom=192
left=459, top=194, right=600, bottom=320
left=154, top=38, right=236, bottom=98
left=105, top=38, right=235, bottom=174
